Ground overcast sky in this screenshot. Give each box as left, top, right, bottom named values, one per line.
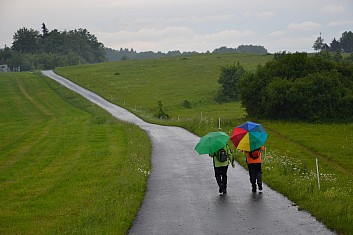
left=1, top=0, right=352, bottom=53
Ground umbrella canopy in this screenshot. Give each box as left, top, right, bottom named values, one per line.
left=230, top=121, right=268, bottom=152
left=194, top=131, right=230, bottom=155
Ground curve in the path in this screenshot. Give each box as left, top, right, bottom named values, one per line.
left=42, top=70, right=335, bottom=235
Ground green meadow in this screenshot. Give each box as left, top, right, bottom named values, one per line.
left=0, top=72, right=150, bottom=234
left=55, top=53, right=353, bottom=235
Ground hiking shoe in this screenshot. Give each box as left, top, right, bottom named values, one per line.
left=223, top=188, right=227, bottom=194
left=219, top=187, right=222, bottom=193
left=258, top=184, right=263, bottom=191
left=252, top=187, right=256, bottom=193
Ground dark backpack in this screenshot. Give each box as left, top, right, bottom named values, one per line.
left=218, top=148, right=228, bottom=162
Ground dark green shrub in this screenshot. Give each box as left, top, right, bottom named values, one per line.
left=183, top=100, right=191, bottom=108
left=238, top=52, right=353, bottom=121
left=154, top=101, right=169, bottom=119
left=216, top=62, right=245, bottom=103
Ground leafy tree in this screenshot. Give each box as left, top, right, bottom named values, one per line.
left=270, top=52, right=322, bottom=79
left=42, top=29, right=66, bottom=53
left=0, top=46, right=13, bottom=64
left=216, top=62, right=245, bottom=102
left=212, top=45, right=267, bottom=55
left=213, top=46, right=236, bottom=54
left=5, top=24, right=106, bottom=70
left=238, top=52, right=353, bottom=121
left=339, top=31, right=353, bottom=53
left=237, top=45, right=268, bottom=54
left=12, top=27, right=40, bottom=53
left=313, top=33, right=324, bottom=51
left=10, top=52, right=34, bottom=71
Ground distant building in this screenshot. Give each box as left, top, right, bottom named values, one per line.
left=321, top=43, right=331, bottom=52
left=13, top=67, right=20, bottom=72
left=0, top=64, right=10, bottom=72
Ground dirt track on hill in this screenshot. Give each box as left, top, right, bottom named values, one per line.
left=42, top=70, right=335, bottom=235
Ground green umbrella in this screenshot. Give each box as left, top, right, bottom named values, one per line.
left=194, top=131, right=230, bottom=155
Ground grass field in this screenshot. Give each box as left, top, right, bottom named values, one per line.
left=55, top=53, right=353, bottom=234
left=0, top=72, right=151, bottom=234
left=56, top=53, right=269, bottom=120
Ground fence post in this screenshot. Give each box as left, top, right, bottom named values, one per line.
left=218, top=118, right=221, bottom=129
left=316, top=158, right=321, bottom=190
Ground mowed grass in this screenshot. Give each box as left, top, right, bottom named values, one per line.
left=56, top=53, right=353, bottom=234
left=0, top=72, right=150, bottom=234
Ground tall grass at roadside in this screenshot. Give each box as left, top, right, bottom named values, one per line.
left=260, top=121, right=353, bottom=234
left=55, top=53, right=353, bottom=234
left=0, top=72, right=150, bottom=234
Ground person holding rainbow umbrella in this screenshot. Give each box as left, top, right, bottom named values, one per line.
left=230, top=121, right=268, bottom=193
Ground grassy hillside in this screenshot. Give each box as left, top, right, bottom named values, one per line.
left=56, top=53, right=270, bottom=120
left=0, top=72, right=150, bottom=234
left=55, top=53, right=353, bottom=234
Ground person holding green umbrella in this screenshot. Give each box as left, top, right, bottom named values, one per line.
left=194, top=132, right=234, bottom=194
left=209, top=144, right=234, bottom=194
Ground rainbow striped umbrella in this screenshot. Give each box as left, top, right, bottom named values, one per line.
left=230, top=121, right=268, bottom=152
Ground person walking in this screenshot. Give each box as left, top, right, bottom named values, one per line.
left=209, top=144, right=234, bottom=194
left=246, top=146, right=264, bottom=193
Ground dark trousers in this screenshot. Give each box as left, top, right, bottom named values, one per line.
left=248, top=163, right=262, bottom=189
left=214, top=166, right=228, bottom=191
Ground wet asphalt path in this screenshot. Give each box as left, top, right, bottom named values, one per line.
left=42, top=70, right=335, bottom=235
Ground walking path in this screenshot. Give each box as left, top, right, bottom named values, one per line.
left=42, top=70, right=335, bottom=235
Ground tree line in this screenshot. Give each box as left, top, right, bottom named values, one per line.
left=105, top=45, right=267, bottom=61
left=0, top=23, right=106, bottom=71
left=105, top=48, right=200, bottom=61
left=1, top=23, right=268, bottom=69
left=217, top=51, right=353, bottom=121
left=313, top=31, right=353, bottom=53
left=212, top=45, right=267, bottom=54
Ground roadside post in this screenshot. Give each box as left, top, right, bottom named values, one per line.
left=316, top=158, right=321, bottom=190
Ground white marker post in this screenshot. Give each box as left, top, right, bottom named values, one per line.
left=316, top=158, right=320, bottom=191
left=218, top=118, right=221, bottom=129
